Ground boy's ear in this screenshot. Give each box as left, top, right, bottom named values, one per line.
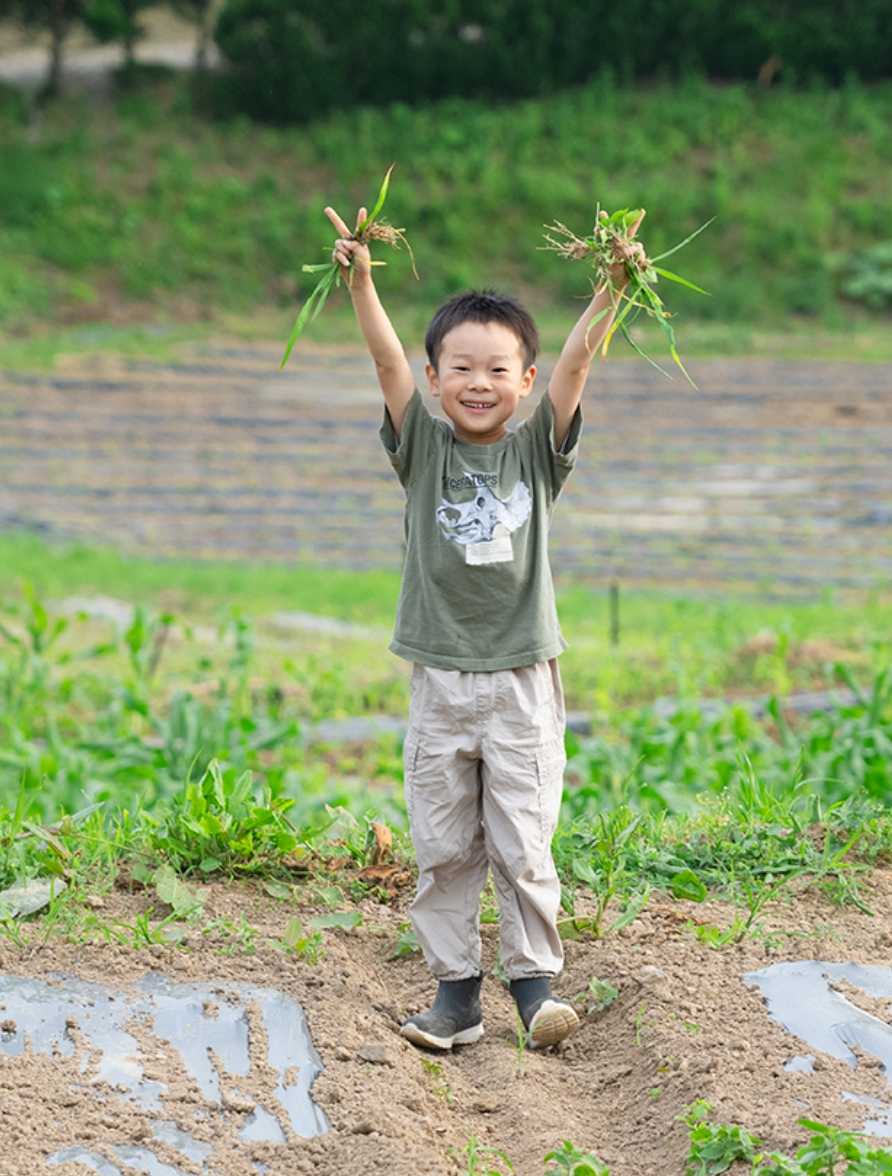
left=519, top=365, right=536, bottom=398
left=425, top=362, right=440, bottom=397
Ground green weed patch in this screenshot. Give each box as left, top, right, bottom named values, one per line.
left=1, top=577, right=891, bottom=952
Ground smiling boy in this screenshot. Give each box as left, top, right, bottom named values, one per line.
left=326, top=203, right=641, bottom=1050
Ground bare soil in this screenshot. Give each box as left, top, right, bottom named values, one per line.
left=3, top=870, right=892, bottom=1176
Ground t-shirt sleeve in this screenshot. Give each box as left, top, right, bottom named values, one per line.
left=521, top=388, right=582, bottom=498
left=379, top=388, right=435, bottom=488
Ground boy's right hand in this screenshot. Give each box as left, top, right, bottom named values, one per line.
left=325, top=205, right=372, bottom=284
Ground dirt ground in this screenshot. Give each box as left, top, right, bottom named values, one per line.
left=2, top=870, right=892, bottom=1176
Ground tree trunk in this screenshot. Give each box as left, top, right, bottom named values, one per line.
left=47, top=0, right=67, bottom=97
left=195, top=0, right=212, bottom=75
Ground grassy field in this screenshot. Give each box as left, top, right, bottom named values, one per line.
left=1, top=73, right=891, bottom=350
left=3, top=530, right=891, bottom=706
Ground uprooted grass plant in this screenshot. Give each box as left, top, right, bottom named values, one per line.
left=542, top=206, right=712, bottom=383
left=279, top=164, right=416, bottom=368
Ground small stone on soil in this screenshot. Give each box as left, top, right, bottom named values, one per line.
left=357, top=1042, right=394, bottom=1066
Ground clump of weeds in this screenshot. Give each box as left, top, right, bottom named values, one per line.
left=574, top=976, right=619, bottom=1015
left=419, top=1056, right=454, bottom=1105
left=542, top=206, right=711, bottom=384
left=681, top=1101, right=892, bottom=1176
left=280, top=164, right=416, bottom=368
left=682, top=1100, right=763, bottom=1176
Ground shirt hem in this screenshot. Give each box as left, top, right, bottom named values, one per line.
left=388, top=638, right=568, bottom=672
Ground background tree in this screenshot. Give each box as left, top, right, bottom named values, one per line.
left=170, top=0, right=215, bottom=75
left=82, top=0, right=156, bottom=76
left=212, top=0, right=892, bottom=124
left=0, top=0, right=89, bottom=97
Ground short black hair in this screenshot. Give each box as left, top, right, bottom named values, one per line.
left=425, top=290, right=540, bottom=372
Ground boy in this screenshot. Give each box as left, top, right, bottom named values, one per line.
left=326, top=202, right=641, bottom=1050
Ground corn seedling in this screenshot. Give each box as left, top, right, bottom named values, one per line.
left=280, top=165, right=416, bottom=369
left=513, top=1006, right=529, bottom=1069
left=541, top=207, right=712, bottom=385
left=450, top=1132, right=514, bottom=1176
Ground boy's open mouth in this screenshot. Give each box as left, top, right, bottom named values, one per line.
left=461, top=401, right=495, bottom=411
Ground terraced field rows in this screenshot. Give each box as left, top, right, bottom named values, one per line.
left=1, top=344, right=890, bottom=592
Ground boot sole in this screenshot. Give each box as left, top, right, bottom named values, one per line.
left=528, top=1000, right=580, bottom=1049
left=399, top=1021, right=485, bottom=1051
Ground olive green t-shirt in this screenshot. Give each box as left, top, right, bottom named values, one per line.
left=380, top=388, right=582, bottom=671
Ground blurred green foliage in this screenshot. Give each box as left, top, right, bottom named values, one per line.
left=212, top=0, right=892, bottom=124
left=1, top=74, right=891, bottom=329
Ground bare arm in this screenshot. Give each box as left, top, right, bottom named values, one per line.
left=326, top=206, right=415, bottom=438
left=549, top=210, right=645, bottom=449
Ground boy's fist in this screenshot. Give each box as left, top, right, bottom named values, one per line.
left=325, top=205, right=372, bottom=279
left=605, top=208, right=646, bottom=287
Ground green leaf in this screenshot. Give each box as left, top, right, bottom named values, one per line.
left=263, top=879, right=292, bottom=900
left=672, top=869, right=708, bottom=903
left=652, top=267, right=711, bottom=296
left=283, top=917, right=304, bottom=947
left=650, top=217, right=716, bottom=263
left=618, top=320, right=673, bottom=381
left=670, top=342, right=698, bottom=389
left=153, top=864, right=205, bottom=917
left=387, top=923, right=421, bottom=960
left=572, top=858, right=598, bottom=886
left=280, top=263, right=340, bottom=370
left=308, top=910, right=363, bottom=931
left=356, top=162, right=395, bottom=234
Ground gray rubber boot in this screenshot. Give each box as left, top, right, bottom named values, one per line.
left=510, top=976, right=579, bottom=1049
left=399, top=973, right=485, bottom=1050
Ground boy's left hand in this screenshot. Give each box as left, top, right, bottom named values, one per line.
left=606, top=209, right=646, bottom=288
left=325, top=205, right=372, bottom=282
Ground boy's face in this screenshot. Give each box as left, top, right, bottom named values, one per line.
left=426, top=321, right=536, bottom=445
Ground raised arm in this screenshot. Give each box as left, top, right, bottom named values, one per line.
left=326, top=206, right=416, bottom=438
left=548, top=210, right=645, bottom=449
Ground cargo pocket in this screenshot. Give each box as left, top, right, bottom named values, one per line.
left=402, top=732, right=420, bottom=825
left=535, top=735, right=566, bottom=846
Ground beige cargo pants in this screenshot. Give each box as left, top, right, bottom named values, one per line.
left=403, top=660, right=566, bottom=982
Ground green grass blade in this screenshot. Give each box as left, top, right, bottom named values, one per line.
left=652, top=266, right=711, bottom=296
left=669, top=341, right=698, bottom=389
left=280, top=263, right=340, bottom=370
left=619, top=319, right=673, bottom=379
left=601, top=287, right=641, bottom=356
left=582, top=304, right=612, bottom=352
left=356, top=163, right=394, bottom=235
left=650, top=217, right=715, bottom=263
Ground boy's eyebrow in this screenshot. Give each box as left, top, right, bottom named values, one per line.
left=449, top=351, right=515, bottom=360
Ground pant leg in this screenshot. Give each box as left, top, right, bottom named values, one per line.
left=480, top=660, right=566, bottom=979
left=404, top=665, right=489, bottom=981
